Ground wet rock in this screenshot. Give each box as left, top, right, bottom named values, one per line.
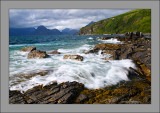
left=117, top=47, right=133, bottom=60
left=27, top=50, right=49, bottom=59
left=10, top=81, right=84, bottom=104
left=100, top=37, right=113, bottom=40
left=63, top=55, right=83, bottom=61
left=57, top=92, right=75, bottom=104
left=83, top=49, right=95, bottom=54
left=75, top=94, right=89, bottom=104
left=9, top=90, right=26, bottom=104
left=101, top=50, right=117, bottom=60
left=21, top=46, right=36, bottom=52
left=94, top=43, right=123, bottom=51
left=48, top=50, right=61, bottom=54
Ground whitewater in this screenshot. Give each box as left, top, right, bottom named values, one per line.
left=9, top=35, right=136, bottom=92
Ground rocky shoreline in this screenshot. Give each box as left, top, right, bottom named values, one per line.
left=9, top=31, right=151, bottom=104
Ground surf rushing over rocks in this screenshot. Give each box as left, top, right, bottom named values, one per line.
left=9, top=32, right=151, bottom=104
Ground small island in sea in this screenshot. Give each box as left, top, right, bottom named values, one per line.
left=9, top=9, right=151, bottom=104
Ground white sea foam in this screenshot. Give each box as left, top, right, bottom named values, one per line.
left=88, top=37, right=93, bottom=39
left=9, top=45, right=136, bottom=92
left=99, top=38, right=122, bottom=44
left=9, top=38, right=135, bottom=92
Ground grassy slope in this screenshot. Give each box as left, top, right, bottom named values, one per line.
left=79, top=9, right=151, bottom=34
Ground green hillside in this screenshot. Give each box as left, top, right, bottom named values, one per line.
left=79, top=9, right=151, bottom=35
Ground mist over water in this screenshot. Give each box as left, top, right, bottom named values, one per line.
left=9, top=35, right=136, bottom=92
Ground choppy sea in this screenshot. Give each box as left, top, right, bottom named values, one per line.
left=9, top=35, right=136, bottom=92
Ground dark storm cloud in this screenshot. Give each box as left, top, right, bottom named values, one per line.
left=9, top=9, right=133, bottom=30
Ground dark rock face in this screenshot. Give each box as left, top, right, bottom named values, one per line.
left=9, top=81, right=84, bottom=104
left=100, top=37, right=114, bottom=40
left=63, top=55, right=83, bottom=61
left=9, top=90, right=26, bottom=104
left=48, top=50, right=61, bottom=54
left=27, top=50, right=49, bottom=59
left=125, top=31, right=143, bottom=40
left=21, top=47, right=36, bottom=52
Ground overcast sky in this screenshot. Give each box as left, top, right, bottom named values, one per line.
left=9, top=9, right=133, bottom=31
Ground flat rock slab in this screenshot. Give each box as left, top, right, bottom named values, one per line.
left=9, top=81, right=84, bottom=104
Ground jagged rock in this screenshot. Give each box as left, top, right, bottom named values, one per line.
left=63, top=55, right=83, bottom=61
left=21, top=46, right=36, bottom=52
left=48, top=50, right=61, bottom=54
left=27, top=50, right=49, bottom=59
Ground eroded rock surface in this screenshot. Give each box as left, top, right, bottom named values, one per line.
left=27, top=50, right=49, bottom=59
left=63, top=55, right=83, bottom=61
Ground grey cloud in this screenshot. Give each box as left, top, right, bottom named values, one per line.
left=9, top=9, right=133, bottom=30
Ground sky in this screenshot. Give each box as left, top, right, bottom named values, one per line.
left=9, top=9, right=133, bottom=31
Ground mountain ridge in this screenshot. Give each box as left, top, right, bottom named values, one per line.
left=9, top=26, right=78, bottom=36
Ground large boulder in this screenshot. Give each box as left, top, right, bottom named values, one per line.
left=63, top=55, right=83, bottom=61
left=21, top=47, right=36, bottom=52
left=27, top=50, right=49, bottom=59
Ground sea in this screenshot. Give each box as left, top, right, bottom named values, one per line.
left=9, top=35, right=136, bottom=93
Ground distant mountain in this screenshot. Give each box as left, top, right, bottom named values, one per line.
left=9, top=27, right=35, bottom=36
left=79, top=9, right=151, bottom=35
left=9, top=25, right=62, bottom=36
left=85, top=21, right=95, bottom=27
left=33, top=25, right=61, bottom=35
left=61, top=28, right=78, bottom=35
